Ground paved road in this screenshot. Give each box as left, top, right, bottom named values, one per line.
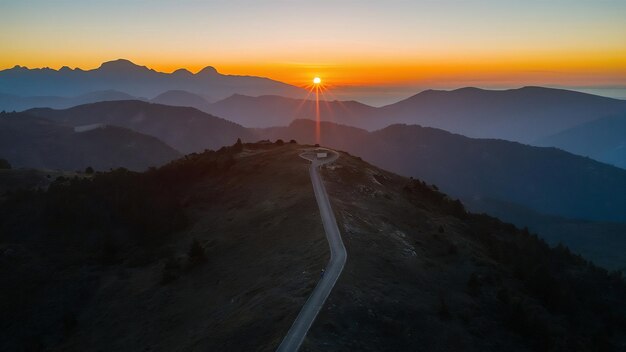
left=276, top=150, right=347, bottom=352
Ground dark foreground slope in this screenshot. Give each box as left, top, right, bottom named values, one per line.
left=305, top=151, right=626, bottom=351
left=0, top=112, right=180, bottom=171
left=0, top=142, right=326, bottom=352
left=2, top=143, right=625, bottom=352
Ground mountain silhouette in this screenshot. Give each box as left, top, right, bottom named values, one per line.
left=0, top=59, right=306, bottom=100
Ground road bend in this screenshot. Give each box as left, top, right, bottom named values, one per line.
left=276, top=149, right=347, bottom=352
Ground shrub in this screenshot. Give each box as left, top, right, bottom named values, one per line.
left=85, top=166, right=94, bottom=174
left=62, top=312, right=78, bottom=334
left=275, top=139, right=284, bottom=146
left=188, top=239, right=206, bottom=266
left=0, top=158, right=11, bottom=169
left=289, top=139, right=297, bottom=144
left=467, top=272, right=481, bottom=296
left=233, top=138, right=243, bottom=152
left=438, top=293, right=452, bottom=320
left=161, top=257, right=182, bottom=284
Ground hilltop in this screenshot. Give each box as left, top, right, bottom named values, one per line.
left=1, top=142, right=624, bottom=351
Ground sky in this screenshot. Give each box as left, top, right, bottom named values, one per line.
left=1, top=0, right=625, bottom=104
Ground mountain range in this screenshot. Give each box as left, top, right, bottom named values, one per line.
left=21, top=101, right=626, bottom=224
left=169, top=86, right=626, bottom=144
left=4, top=59, right=625, bottom=146
left=0, top=59, right=305, bottom=101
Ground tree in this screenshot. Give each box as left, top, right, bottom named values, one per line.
left=188, top=238, right=206, bottom=266
left=289, top=139, right=297, bottom=144
left=0, top=158, right=11, bottom=170
left=233, top=138, right=243, bottom=152
left=85, top=166, right=94, bottom=174
left=275, top=139, right=284, bottom=146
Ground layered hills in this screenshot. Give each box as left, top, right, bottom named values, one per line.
left=26, top=100, right=252, bottom=154
left=0, top=112, right=180, bottom=171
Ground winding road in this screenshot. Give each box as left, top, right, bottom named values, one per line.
left=276, top=149, right=347, bottom=352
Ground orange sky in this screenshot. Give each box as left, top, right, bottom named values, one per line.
left=1, top=0, right=625, bottom=91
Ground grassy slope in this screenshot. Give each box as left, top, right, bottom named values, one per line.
left=2, top=143, right=625, bottom=352
left=303, top=151, right=626, bottom=352
left=0, top=143, right=326, bottom=352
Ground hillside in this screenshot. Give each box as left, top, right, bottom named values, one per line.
left=377, top=86, right=626, bottom=142
left=189, top=87, right=626, bottom=143
left=260, top=120, right=626, bottom=268
left=26, top=100, right=252, bottom=154
left=0, top=90, right=138, bottom=112
left=261, top=119, right=626, bottom=223
left=463, top=197, right=626, bottom=271
left=0, top=59, right=305, bottom=101
left=208, top=94, right=377, bottom=128
left=0, top=142, right=327, bottom=351
left=0, top=112, right=180, bottom=171
left=1, top=142, right=624, bottom=351
left=151, top=90, right=212, bottom=110
left=536, top=114, right=626, bottom=169
left=305, top=151, right=625, bottom=351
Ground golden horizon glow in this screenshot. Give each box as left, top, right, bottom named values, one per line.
left=1, top=0, right=625, bottom=97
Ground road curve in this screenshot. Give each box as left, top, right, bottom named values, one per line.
left=276, top=150, right=347, bottom=352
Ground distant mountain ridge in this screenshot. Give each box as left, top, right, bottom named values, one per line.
left=0, top=59, right=306, bottom=101
left=376, top=86, right=626, bottom=142
left=4, top=67, right=626, bottom=146
left=23, top=100, right=626, bottom=223
left=0, top=112, right=180, bottom=171
left=151, top=90, right=212, bottom=110
left=208, top=86, right=626, bottom=142
left=536, top=114, right=626, bottom=169
left=26, top=100, right=252, bottom=154
left=261, top=119, right=626, bottom=223
left=0, top=90, right=139, bottom=112
left=207, top=94, right=377, bottom=128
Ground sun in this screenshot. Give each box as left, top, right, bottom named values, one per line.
left=313, top=77, right=321, bottom=84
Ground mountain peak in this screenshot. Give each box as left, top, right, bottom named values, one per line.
left=98, top=59, right=147, bottom=72
left=197, top=66, right=219, bottom=76
left=172, top=68, right=192, bottom=76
